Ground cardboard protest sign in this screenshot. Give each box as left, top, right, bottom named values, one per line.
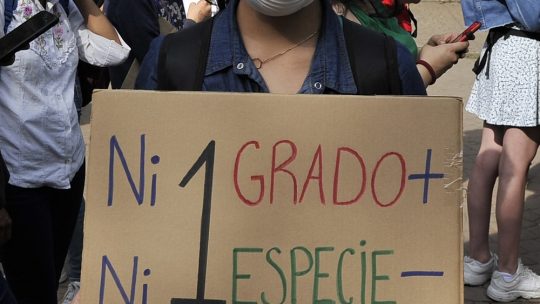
left=81, top=91, right=463, bottom=304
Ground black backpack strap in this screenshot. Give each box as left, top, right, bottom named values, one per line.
left=342, top=18, right=402, bottom=95
left=157, top=18, right=214, bottom=91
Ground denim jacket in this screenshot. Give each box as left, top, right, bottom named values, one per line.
left=136, top=0, right=426, bottom=95
left=461, top=0, right=540, bottom=32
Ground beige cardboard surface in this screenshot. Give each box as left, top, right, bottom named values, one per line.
left=81, top=91, right=463, bottom=304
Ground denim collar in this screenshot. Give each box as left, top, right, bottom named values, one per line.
left=205, top=0, right=357, bottom=94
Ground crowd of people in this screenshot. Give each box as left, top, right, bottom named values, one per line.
left=0, top=0, right=538, bottom=303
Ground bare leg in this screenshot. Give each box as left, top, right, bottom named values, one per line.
left=467, top=123, right=504, bottom=263
left=496, top=126, right=540, bottom=274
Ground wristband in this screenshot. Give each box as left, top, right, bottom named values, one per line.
left=416, top=59, right=436, bottom=85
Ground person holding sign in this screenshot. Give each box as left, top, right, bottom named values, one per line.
left=462, top=0, right=540, bottom=302
left=0, top=0, right=130, bottom=303
left=136, top=0, right=427, bottom=95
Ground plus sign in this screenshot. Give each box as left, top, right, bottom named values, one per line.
left=408, top=149, right=444, bottom=204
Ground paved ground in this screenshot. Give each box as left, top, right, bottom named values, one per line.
left=58, top=2, right=540, bottom=303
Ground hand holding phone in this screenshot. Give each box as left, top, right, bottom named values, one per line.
left=452, top=21, right=481, bottom=43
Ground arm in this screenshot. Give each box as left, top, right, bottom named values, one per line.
left=186, top=0, right=212, bottom=24
left=417, top=33, right=469, bottom=87
left=69, top=1, right=130, bottom=67
left=107, top=0, right=159, bottom=63
left=396, top=42, right=426, bottom=95
left=73, top=0, right=121, bottom=44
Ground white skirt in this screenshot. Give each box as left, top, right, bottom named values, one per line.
left=466, top=28, right=540, bottom=127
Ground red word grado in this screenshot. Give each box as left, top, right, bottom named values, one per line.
left=233, top=140, right=407, bottom=208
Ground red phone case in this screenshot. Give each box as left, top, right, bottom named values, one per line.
left=453, top=21, right=481, bottom=43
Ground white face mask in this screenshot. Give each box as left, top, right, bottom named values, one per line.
left=246, top=0, right=315, bottom=16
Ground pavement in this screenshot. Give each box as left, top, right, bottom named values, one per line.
left=59, top=1, right=540, bottom=303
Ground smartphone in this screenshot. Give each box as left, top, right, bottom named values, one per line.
left=0, top=11, right=59, bottom=61
left=452, top=21, right=481, bottom=43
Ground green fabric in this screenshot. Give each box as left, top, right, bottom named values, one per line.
left=349, top=3, right=418, bottom=58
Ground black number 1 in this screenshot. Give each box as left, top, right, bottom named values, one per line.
left=172, top=141, right=225, bottom=304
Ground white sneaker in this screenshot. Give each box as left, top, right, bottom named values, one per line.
left=464, top=254, right=497, bottom=286
left=487, top=261, right=540, bottom=302
left=62, top=281, right=80, bottom=304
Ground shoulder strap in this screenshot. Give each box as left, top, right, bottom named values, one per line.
left=4, top=0, right=17, bottom=33
left=342, top=17, right=402, bottom=95
left=157, top=18, right=213, bottom=91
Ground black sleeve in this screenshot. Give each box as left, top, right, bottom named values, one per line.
left=107, top=0, right=160, bottom=63
left=182, top=18, right=196, bottom=29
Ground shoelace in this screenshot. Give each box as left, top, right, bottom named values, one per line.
left=522, top=266, right=536, bottom=278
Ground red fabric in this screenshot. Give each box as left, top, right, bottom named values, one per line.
left=380, top=1, right=413, bottom=33
left=397, top=6, right=413, bottom=33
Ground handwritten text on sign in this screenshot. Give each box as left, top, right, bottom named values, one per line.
left=82, top=92, right=462, bottom=304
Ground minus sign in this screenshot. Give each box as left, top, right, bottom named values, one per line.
left=401, top=271, right=444, bottom=277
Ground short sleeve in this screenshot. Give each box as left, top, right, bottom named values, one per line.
left=68, top=0, right=131, bottom=67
